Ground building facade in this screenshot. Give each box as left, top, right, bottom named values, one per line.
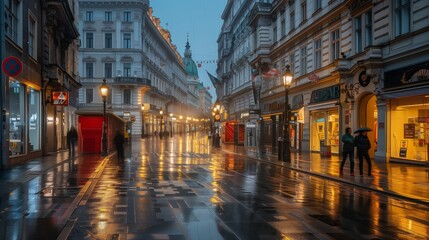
left=217, top=0, right=270, bottom=145
left=78, top=1, right=205, bottom=140
left=218, top=0, right=429, bottom=165
left=79, top=1, right=187, bottom=137
left=1, top=0, right=79, bottom=168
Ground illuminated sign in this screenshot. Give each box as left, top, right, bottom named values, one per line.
left=51, top=91, right=69, bottom=106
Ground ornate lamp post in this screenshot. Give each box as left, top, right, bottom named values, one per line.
left=281, top=65, right=293, bottom=162
left=141, top=104, right=145, bottom=138
left=159, top=108, right=163, bottom=139
left=169, top=113, right=173, bottom=137
left=100, top=79, right=109, bottom=156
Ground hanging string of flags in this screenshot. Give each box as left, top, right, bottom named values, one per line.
left=195, top=60, right=219, bottom=68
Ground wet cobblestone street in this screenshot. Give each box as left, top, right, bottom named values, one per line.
left=1, top=133, right=428, bottom=239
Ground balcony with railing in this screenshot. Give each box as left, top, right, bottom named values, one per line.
left=114, top=77, right=151, bottom=86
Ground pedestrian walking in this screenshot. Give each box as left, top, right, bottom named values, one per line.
left=113, top=129, right=125, bottom=162
left=354, top=130, right=372, bottom=177
left=340, top=127, right=355, bottom=176
left=67, top=126, right=78, bottom=158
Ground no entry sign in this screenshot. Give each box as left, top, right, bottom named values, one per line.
left=2, top=56, right=23, bottom=77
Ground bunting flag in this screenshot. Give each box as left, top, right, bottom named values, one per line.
left=206, top=71, right=219, bottom=86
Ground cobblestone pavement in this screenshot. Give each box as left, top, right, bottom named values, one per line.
left=0, top=133, right=428, bottom=239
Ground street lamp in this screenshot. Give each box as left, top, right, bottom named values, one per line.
left=141, top=104, right=145, bottom=138
left=100, top=79, right=108, bottom=156
left=281, top=65, right=293, bottom=162
left=169, top=113, right=173, bottom=137
left=160, top=108, right=163, bottom=139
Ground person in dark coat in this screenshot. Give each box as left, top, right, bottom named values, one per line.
left=67, top=126, right=78, bottom=158
left=354, top=130, right=372, bottom=177
left=113, top=129, right=125, bottom=162
left=340, top=127, right=355, bottom=176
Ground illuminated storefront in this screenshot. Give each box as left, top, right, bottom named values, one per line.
left=390, top=95, right=429, bottom=162
left=310, top=110, right=339, bottom=154
left=9, top=80, right=41, bottom=156
left=308, top=85, right=340, bottom=154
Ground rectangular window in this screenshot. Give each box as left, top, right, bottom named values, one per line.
left=123, top=63, right=131, bottom=77
left=123, top=12, right=131, bottom=22
left=300, top=47, right=307, bottom=75
left=123, top=89, right=131, bottom=104
left=104, top=63, right=112, bottom=78
left=105, top=33, right=112, bottom=48
left=315, top=0, right=322, bottom=11
left=281, top=15, right=286, bottom=36
left=28, top=14, right=36, bottom=57
left=123, top=33, right=131, bottom=48
left=9, top=80, right=25, bottom=156
left=290, top=53, right=295, bottom=74
left=290, top=11, right=295, bottom=31
left=105, top=11, right=112, bottom=21
left=5, top=0, right=20, bottom=42
left=394, top=0, right=410, bottom=37
left=86, top=62, right=93, bottom=78
left=331, top=29, right=340, bottom=62
left=85, top=88, right=93, bottom=103
left=86, top=11, right=93, bottom=21
left=301, top=1, right=307, bottom=22
left=107, top=88, right=112, bottom=104
left=273, top=26, right=277, bottom=43
left=314, top=39, right=322, bottom=70
left=86, top=32, right=93, bottom=48
left=365, top=11, right=372, bottom=47
left=355, top=17, right=362, bottom=53
left=29, top=88, right=41, bottom=151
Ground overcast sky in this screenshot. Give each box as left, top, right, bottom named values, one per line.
left=150, top=0, right=227, bottom=100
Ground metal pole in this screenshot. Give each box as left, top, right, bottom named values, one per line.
left=160, top=115, right=163, bottom=139
left=283, top=87, right=290, bottom=162
left=141, top=110, right=145, bottom=138
left=101, top=99, right=107, bottom=156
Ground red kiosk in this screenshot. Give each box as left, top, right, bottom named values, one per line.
left=77, top=112, right=125, bottom=153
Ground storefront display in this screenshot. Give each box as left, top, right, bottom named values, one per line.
left=390, top=96, right=429, bottom=162
left=9, top=80, right=25, bottom=156
left=29, top=88, right=41, bottom=151
left=311, top=110, right=339, bottom=154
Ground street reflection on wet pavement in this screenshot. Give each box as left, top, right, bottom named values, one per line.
left=1, top=133, right=428, bottom=239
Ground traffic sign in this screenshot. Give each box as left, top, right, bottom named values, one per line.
left=2, top=56, right=22, bottom=77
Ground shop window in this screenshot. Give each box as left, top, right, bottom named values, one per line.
left=327, top=111, right=339, bottom=154
left=9, top=80, right=25, bottom=156
left=29, top=89, right=40, bottom=151
left=391, top=96, right=429, bottom=162
left=311, top=111, right=325, bottom=152
left=310, top=110, right=339, bottom=154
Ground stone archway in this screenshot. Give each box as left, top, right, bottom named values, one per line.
left=358, top=94, right=378, bottom=159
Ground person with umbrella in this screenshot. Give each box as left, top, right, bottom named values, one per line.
left=340, top=127, right=355, bottom=176
left=354, top=127, right=372, bottom=177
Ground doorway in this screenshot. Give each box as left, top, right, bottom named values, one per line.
left=359, top=95, right=378, bottom=159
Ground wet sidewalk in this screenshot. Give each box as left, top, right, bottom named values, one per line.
left=221, top=144, right=429, bottom=205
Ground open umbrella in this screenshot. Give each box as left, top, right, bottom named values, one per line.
left=354, top=127, right=373, bottom=134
